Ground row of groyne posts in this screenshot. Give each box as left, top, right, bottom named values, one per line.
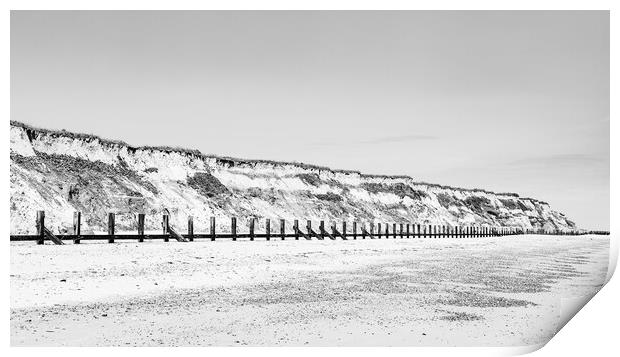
left=9, top=210, right=590, bottom=245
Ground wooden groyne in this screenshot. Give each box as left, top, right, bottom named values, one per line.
left=10, top=210, right=605, bottom=245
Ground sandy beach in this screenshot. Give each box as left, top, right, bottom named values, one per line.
left=10, top=235, right=609, bottom=347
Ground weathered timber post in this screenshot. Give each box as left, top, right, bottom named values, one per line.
left=416, top=224, right=420, bottom=238
left=342, top=221, right=347, bottom=239
left=280, top=219, right=286, bottom=240
left=188, top=216, right=194, bottom=242
left=319, top=221, right=325, bottom=240
left=73, top=211, right=81, bottom=244
left=442, top=225, right=446, bottom=238
left=138, top=213, right=145, bottom=242
left=108, top=213, right=115, bottom=243
left=266, top=219, right=271, bottom=241
left=293, top=219, right=299, bottom=240
left=231, top=217, right=237, bottom=241
left=36, top=210, right=45, bottom=245
left=162, top=215, right=169, bottom=242
left=370, top=223, right=375, bottom=238
left=352, top=222, right=357, bottom=239
left=433, top=225, right=437, bottom=238
left=385, top=223, right=390, bottom=238
left=376, top=223, right=381, bottom=238
left=210, top=217, right=216, bottom=241
left=249, top=218, right=255, bottom=241
left=406, top=224, right=410, bottom=238
left=394, top=223, right=398, bottom=238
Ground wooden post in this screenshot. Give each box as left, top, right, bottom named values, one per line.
left=162, top=215, right=169, bottom=242
left=231, top=217, right=237, bottom=241
left=293, top=219, right=299, bottom=240
left=319, top=221, right=325, bottom=240
left=187, top=216, right=194, bottom=242
left=352, top=222, right=357, bottom=240
left=394, top=223, right=398, bottom=238
left=108, top=213, right=115, bottom=243
left=72, top=211, right=81, bottom=244
left=406, top=224, right=410, bottom=238
left=362, top=223, right=367, bottom=239
left=36, top=210, right=45, bottom=245
left=433, top=225, right=437, bottom=238
left=266, top=218, right=271, bottom=241
left=370, top=223, right=375, bottom=238
left=377, top=223, right=381, bottom=238
left=306, top=220, right=313, bottom=239
left=416, top=224, right=420, bottom=238
left=210, top=217, right=216, bottom=241
left=249, top=218, right=255, bottom=241
left=280, top=219, right=286, bottom=240
left=138, top=213, right=145, bottom=242
left=385, top=223, right=389, bottom=239
left=342, top=221, right=347, bottom=239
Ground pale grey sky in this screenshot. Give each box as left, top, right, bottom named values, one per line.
left=11, top=11, right=609, bottom=230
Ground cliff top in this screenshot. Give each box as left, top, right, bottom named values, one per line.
left=10, top=120, right=547, bottom=204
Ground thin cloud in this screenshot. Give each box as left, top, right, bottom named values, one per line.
left=506, top=154, right=608, bottom=168
left=312, top=134, right=438, bottom=147
left=359, top=134, right=439, bottom=144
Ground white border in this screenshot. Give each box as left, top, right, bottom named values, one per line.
left=2, top=2, right=616, bottom=356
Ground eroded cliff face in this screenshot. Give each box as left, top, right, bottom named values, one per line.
left=10, top=122, right=576, bottom=234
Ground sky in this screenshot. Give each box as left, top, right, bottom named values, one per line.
left=10, top=11, right=609, bottom=230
